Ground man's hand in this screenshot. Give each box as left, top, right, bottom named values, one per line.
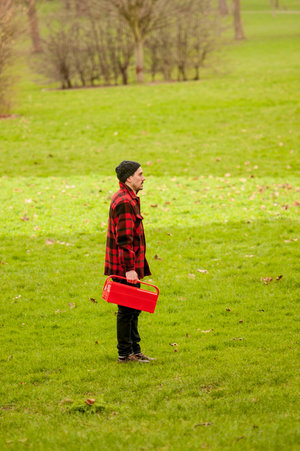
left=126, top=270, right=139, bottom=284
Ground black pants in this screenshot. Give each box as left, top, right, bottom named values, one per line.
left=114, top=279, right=141, bottom=357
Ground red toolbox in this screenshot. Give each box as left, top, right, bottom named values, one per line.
left=102, top=275, right=159, bottom=313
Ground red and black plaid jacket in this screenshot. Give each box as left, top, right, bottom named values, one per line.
left=104, top=182, right=151, bottom=279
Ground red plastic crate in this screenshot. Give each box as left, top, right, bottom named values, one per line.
left=102, top=275, right=159, bottom=313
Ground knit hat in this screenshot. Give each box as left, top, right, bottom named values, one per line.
left=115, top=160, right=141, bottom=183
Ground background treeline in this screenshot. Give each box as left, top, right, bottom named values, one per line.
left=0, top=0, right=283, bottom=104
left=38, top=0, right=225, bottom=88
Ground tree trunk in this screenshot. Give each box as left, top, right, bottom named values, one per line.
left=271, top=0, right=279, bottom=8
left=219, top=0, right=229, bottom=15
left=120, top=66, right=128, bottom=85
left=134, top=39, right=144, bottom=83
left=26, top=0, right=42, bottom=53
left=233, top=0, right=245, bottom=40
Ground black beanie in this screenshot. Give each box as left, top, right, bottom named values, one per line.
left=115, top=160, right=141, bottom=183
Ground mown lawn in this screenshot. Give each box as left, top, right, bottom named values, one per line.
left=0, top=4, right=299, bottom=450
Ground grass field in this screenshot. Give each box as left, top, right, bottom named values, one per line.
left=0, top=2, right=299, bottom=450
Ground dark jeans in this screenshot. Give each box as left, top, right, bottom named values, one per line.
left=114, top=279, right=141, bottom=357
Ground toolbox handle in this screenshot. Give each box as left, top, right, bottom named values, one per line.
left=105, top=275, right=159, bottom=296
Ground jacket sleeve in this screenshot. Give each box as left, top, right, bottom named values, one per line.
left=115, top=201, right=136, bottom=271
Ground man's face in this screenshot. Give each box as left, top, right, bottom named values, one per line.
left=127, top=167, right=145, bottom=193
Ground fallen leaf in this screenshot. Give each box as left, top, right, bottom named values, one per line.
left=174, top=348, right=178, bottom=352
left=261, top=277, right=273, bottom=284
left=45, top=239, right=54, bottom=245
left=200, top=329, right=213, bottom=333
left=276, top=275, right=283, bottom=281
left=20, top=214, right=30, bottom=221
left=68, top=303, right=76, bottom=309
left=90, top=297, right=97, bottom=303
left=239, top=319, right=244, bottom=323
left=197, top=269, right=208, bottom=273
left=188, top=273, right=195, bottom=279
left=226, top=308, right=231, bottom=312
left=293, top=200, right=300, bottom=207
left=1, top=261, right=7, bottom=265
left=150, top=204, right=158, bottom=208
left=85, top=398, right=96, bottom=405
left=154, top=254, right=162, bottom=260
left=245, top=255, right=255, bottom=258
left=169, top=343, right=178, bottom=346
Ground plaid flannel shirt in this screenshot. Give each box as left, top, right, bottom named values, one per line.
left=104, top=182, right=151, bottom=279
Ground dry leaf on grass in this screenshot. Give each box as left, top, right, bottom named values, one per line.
left=261, top=277, right=273, bottom=284
left=188, top=273, right=195, bottom=279
left=154, top=254, right=162, bottom=260
left=68, top=303, right=76, bottom=309
left=90, top=297, right=97, bottom=303
left=45, top=239, right=54, bottom=245
left=276, top=275, right=283, bottom=281
left=85, top=399, right=96, bottom=405
left=199, top=329, right=213, bottom=333
left=169, top=343, right=178, bottom=346
left=197, top=269, right=208, bottom=273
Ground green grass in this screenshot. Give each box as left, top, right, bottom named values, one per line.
left=0, top=4, right=300, bottom=450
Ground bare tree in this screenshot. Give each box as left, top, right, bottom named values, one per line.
left=108, top=0, right=175, bottom=83
left=115, top=20, right=134, bottom=85
left=219, top=0, right=229, bottom=15
left=191, top=4, right=221, bottom=80
left=0, top=0, right=20, bottom=113
left=39, top=15, right=74, bottom=88
left=24, top=0, right=42, bottom=53
left=232, top=0, right=245, bottom=40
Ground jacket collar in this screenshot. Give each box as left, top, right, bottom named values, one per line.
left=119, top=181, right=138, bottom=200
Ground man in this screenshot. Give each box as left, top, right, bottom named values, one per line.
left=105, top=160, right=154, bottom=363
